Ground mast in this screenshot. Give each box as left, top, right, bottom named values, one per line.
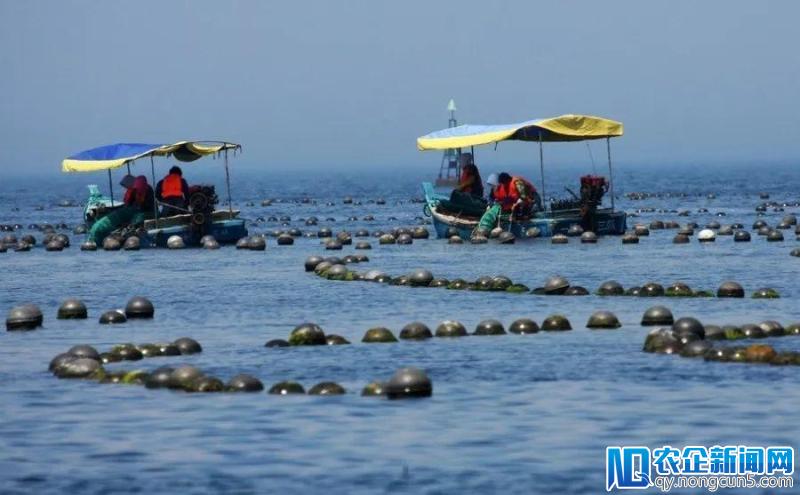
left=437, top=99, right=461, bottom=185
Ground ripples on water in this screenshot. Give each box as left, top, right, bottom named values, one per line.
left=0, top=165, right=798, bottom=494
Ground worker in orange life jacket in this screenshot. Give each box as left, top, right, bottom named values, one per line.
left=156, top=165, right=189, bottom=217
left=478, top=172, right=542, bottom=232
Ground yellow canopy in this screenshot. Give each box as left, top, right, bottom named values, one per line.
left=417, top=114, right=623, bottom=151
left=62, top=141, right=241, bottom=173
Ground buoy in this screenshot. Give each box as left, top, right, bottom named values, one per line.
left=680, top=340, right=713, bottom=358
left=305, top=255, right=324, bottom=272
left=641, top=306, right=674, bottom=326
left=53, top=358, right=104, bottom=379
left=597, top=280, right=624, bottom=296
left=247, top=235, right=266, bottom=251
left=621, top=233, right=639, bottom=244
left=361, top=381, right=386, bottom=396
left=236, top=237, right=249, bottom=249
left=586, top=311, right=621, bottom=329
left=227, top=374, right=265, bottom=392
left=379, top=234, right=396, bottom=245
left=362, top=327, right=398, bottom=343
left=189, top=376, right=225, bottom=393
left=144, top=366, right=175, bottom=388
left=435, top=320, right=467, bottom=337
left=697, top=229, right=716, bottom=242
left=125, top=296, right=154, bottom=318
left=167, top=366, right=204, bottom=390
left=68, top=344, right=101, bottom=360
left=173, top=337, right=202, bottom=354
left=642, top=328, right=680, bottom=353
left=473, top=319, right=506, bottom=335
left=580, top=231, right=598, bottom=244
left=396, top=234, right=413, bottom=245
left=308, top=382, right=346, bottom=395
left=408, top=269, right=434, bottom=287
left=717, top=281, right=744, bottom=298
left=541, top=314, right=572, bottom=331
left=543, top=276, right=570, bottom=295
left=672, top=317, right=705, bottom=339
left=386, top=367, right=432, bottom=399
left=123, top=236, right=140, bottom=250
left=6, top=304, right=43, bottom=331
left=277, top=234, right=294, bottom=245
left=470, top=235, right=488, bottom=244
left=733, top=230, right=751, bottom=242
left=509, top=318, right=539, bottom=334
left=551, top=234, right=568, bottom=244
left=525, top=227, right=541, bottom=238
left=99, top=309, right=127, bottom=324
left=102, top=237, right=121, bottom=251
left=640, top=282, right=665, bottom=297
left=289, top=323, right=327, bottom=345
left=265, top=339, right=290, bottom=347
left=767, top=230, right=784, bottom=242
left=399, top=322, right=433, bottom=340
left=565, top=286, right=589, bottom=296
left=110, top=343, right=143, bottom=361
left=497, top=231, right=515, bottom=244
left=167, top=235, right=185, bottom=249
left=268, top=381, right=305, bottom=395
left=325, top=334, right=350, bottom=345
left=752, top=288, right=780, bottom=299
left=355, top=241, right=372, bottom=249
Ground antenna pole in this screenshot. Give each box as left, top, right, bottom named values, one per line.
left=107, top=169, right=114, bottom=207
left=606, top=137, right=615, bottom=210
left=224, top=149, right=233, bottom=216
left=151, top=156, right=159, bottom=228
left=538, top=131, right=546, bottom=212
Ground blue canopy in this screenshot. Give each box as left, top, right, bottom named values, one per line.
left=62, top=141, right=241, bottom=172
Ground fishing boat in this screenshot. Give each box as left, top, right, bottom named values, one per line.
left=417, top=114, right=627, bottom=239
left=61, top=141, right=247, bottom=247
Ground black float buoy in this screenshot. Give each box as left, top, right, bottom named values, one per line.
left=289, top=323, right=327, bottom=345
left=473, top=319, right=506, bottom=335
left=509, top=318, right=539, bottom=334
left=543, top=276, right=570, bottom=295
left=385, top=367, right=432, bottom=399
left=717, top=281, right=744, bottom=298
left=308, top=382, right=346, bottom=395
left=145, top=366, right=175, bottom=388
left=99, top=310, right=127, bottom=324
left=125, top=296, right=154, bottom=318
left=580, top=231, right=598, bottom=244
left=408, top=269, right=434, bottom=287
left=361, top=381, right=386, bottom=396
left=399, top=322, right=433, bottom=340
left=672, top=317, right=705, bottom=339
left=123, top=236, right=140, bottom=251
left=362, top=327, right=398, bottom=343
left=265, top=339, right=290, bottom=347
left=586, top=311, right=621, bottom=329
left=434, top=320, right=467, bottom=337
left=268, top=381, right=305, bottom=395
left=597, top=280, right=624, bottom=296
left=227, top=374, right=265, bottom=392
left=173, top=337, right=202, bottom=355
left=541, top=314, right=572, bottom=331
left=325, top=334, right=351, bottom=345
left=641, top=306, right=674, bottom=326
left=6, top=304, right=43, bottom=331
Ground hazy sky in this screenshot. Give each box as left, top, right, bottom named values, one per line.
left=1, top=1, right=799, bottom=173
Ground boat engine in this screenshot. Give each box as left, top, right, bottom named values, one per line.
left=188, top=185, right=218, bottom=236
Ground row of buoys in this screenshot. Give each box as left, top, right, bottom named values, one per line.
left=642, top=316, right=800, bottom=365
left=50, top=339, right=201, bottom=372
left=251, top=197, right=389, bottom=208
left=304, top=260, right=782, bottom=300
left=49, top=348, right=432, bottom=398
left=6, top=297, right=155, bottom=330
left=266, top=317, right=585, bottom=349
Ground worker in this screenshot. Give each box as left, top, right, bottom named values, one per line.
left=87, top=175, right=155, bottom=243
left=477, top=172, right=540, bottom=232
left=156, top=165, right=189, bottom=217
left=455, top=154, right=484, bottom=199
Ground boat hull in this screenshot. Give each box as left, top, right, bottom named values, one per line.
left=423, top=182, right=626, bottom=239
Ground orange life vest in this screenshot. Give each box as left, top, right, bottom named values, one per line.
left=493, top=177, right=535, bottom=212
left=161, top=173, right=184, bottom=199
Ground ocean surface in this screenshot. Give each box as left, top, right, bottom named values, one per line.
left=1, top=164, right=799, bottom=494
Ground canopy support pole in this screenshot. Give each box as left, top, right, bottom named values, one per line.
left=150, top=156, right=159, bottom=228
left=107, top=170, right=114, bottom=207
left=126, top=164, right=131, bottom=175
left=606, top=137, right=615, bottom=210
left=538, top=131, right=546, bottom=211
left=224, top=149, right=233, bottom=217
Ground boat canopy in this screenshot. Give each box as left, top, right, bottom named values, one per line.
left=62, top=141, right=241, bottom=173
left=417, top=114, right=623, bottom=151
